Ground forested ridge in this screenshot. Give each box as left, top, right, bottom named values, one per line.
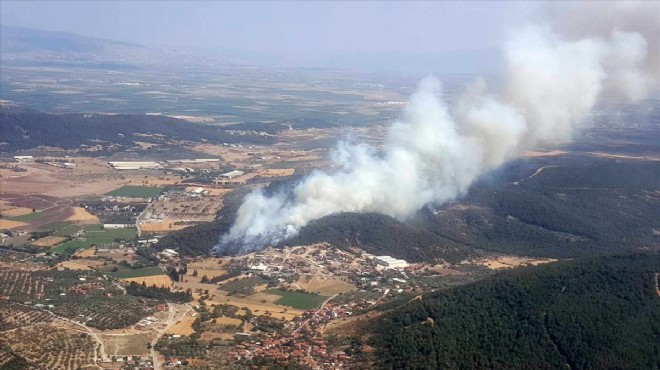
left=284, top=212, right=470, bottom=263
left=373, top=254, right=660, bottom=370
left=0, top=106, right=274, bottom=151
left=419, top=160, right=660, bottom=258
left=157, top=160, right=659, bottom=261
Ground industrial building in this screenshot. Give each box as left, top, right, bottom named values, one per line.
left=13, top=155, right=34, bottom=162
left=214, top=170, right=246, bottom=185
left=373, top=256, right=408, bottom=269
left=109, top=161, right=161, bottom=170
left=166, top=158, right=220, bottom=164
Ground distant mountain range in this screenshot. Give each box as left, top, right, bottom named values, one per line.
left=0, top=25, right=498, bottom=74
left=0, top=25, right=220, bottom=68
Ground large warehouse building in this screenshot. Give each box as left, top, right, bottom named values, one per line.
left=373, top=256, right=408, bottom=269
left=109, top=161, right=161, bottom=170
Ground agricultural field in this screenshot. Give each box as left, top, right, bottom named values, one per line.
left=49, top=225, right=137, bottom=254
left=105, top=185, right=164, bottom=198
left=30, top=235, right=68, bottom=248
left=8, top=211, right=47, bottom=222
left=3, top=326, right=99, bottom=370
left=0, top=269, right=154, bottom=330
left=0, top=303, right=54, bottom=331
left=264, top=289, right=328, bottom=310
left=122, top=274, right=172, bottom=288
left=166, top=315, right=197, bottom=336
left=101, top=333, right=153, bottom=356
left=294, top=276, right=355, bottom=296
left=110, top=266, right=164, bottom=279
left=0, top=270, right=44, bottom=299
left=50, top=290, right=152, bottom=330
left=0, top=219, right=27, bottom=229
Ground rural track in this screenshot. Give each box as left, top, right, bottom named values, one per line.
left=149, top=302, right=194, bottom=370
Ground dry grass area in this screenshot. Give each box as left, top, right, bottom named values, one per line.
left=101, top=332, right=154, bottom=356
left=45, top=179, right=127, bottom=198
left=31, top=235, right=67, bottom=247
left=213, top=316, right=242, bottom=326
left=248, top=292, right=282, bottom=303
left=258, top=168, right=295, bottom=177
left=199, top=332, right=234, bottom=341
left=165, top=315, right=197, bottom=336
left=188, top=257, right=228, bottom=269
left=57, top=261, right=93, bottom=270
left=74, top=247, right=97, bottom=258
left=294, top=276, right=355, bottom=296
left=0, top=219, right=27, bottom=229
left=0, top=201, right=32, bottom=217
left=203, top=188, right=232, bottom=196
left=206, top=294, right=303, bottom=321
left=139, top=221, right=191, bottom=233
left=190, top=269, right=228, bottom=280
left=476, top=256, right=558, bottom=270
left=57, top=259, right=106, bottom=270
left=122, top=275, right=172, bottom=288
left=65, top=207, right=99, bottom=222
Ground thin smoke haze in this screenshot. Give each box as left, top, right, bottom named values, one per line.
left=215, top=2, right=659, bottom=254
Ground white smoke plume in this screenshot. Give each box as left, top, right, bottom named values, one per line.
left=216, top=2, right=659, bottom=253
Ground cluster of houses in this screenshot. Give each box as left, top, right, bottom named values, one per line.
left=230, top=302, right=360, bottom=369
left=99, top=355, right=154, bottom=369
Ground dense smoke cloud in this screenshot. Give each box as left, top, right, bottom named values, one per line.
left=215, top=1, right=659, bottom=253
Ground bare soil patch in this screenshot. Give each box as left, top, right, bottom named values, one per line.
left=295, top=276, right=355, bottom=296
left=31, top=235, right=67, bottom=247
left=475, top=256, right=558, bottom=270
left=165, top=315, right=197, bottom=336
left=0, top=219, right=28, bottom=229
left=122, top=275, right=173, bottom=288
left=248, top=292, right=283, bottom=303
left=258, top=168, right=295, bottom=177
left=66, top=207, right=99, bottom=222
left=100, top=333, right=154, bottom=356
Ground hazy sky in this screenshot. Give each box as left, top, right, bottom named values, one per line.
left=1, top=1, right=540, bottom=72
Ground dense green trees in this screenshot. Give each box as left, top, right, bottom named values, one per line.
left=125, top=281, right=192, bottom=303
left=285, top=212, right=469, bottom=263
left=373, top=254, right=660, bottom=369
left=0, top=106, right=274, bottom=152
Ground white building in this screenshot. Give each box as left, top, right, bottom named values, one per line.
left=109, top=161, right=161, bottom=170
left=161, top=249, right=179, bottom=257
left=250, top=262, right=268, bottom=272
left=14, top=155, right=34, bottom=162
left=103, top=224, right=134, bottom=229
left=373, top=256, right=408, bottom=269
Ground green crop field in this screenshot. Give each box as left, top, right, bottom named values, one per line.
left=8, top=211, right=47, bottom=222
left=49, top=240, right=90, bottom=254
left=105, top=185, right=164, bottom=198
left=49, top=226, right=137, bottom=254
left=265, top=289, right=328, bottom=310
left=110, top=267, right=165, bottom=279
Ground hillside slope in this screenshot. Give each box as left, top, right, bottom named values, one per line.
left=373, top=253, right=660, bottom=369
left=284, top=212, right=470, bottom=263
